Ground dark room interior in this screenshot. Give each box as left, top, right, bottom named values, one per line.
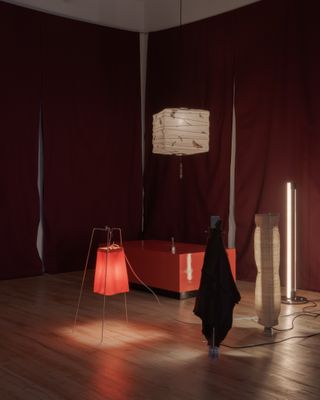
left=1, top=0, right=320, bottom=399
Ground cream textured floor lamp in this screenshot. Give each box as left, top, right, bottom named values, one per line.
left=281, top=182, right=307, bottom=304
left=254, top=214, right=281, bottom=336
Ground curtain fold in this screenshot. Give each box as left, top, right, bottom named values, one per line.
left=0, top=2, right=142, bottom=278
left=234, top=0, right=320, bottom=290
left=144, top=14, right=235, bottom=245
left=0, top=2, right=42, bottom=279
left=41, top=15, right=142, bottom=273
left=1, top=0, right=320, bottom=291
left=298, top=0, right=320, bottom=291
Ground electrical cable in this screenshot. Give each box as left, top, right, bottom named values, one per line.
left=221, top=331, right=320, bottom=349
left=221, top=300, right=320, bottom=349
left=120, top=267, right=320, bottom=349
left=122, top=291, right=320, bottom=351
left=125, top=254, right=161, bottom=305
left=174, top=315, right=320, bottom=348
left=270, top=311, right=320, bottom=332
left=173, top=299, right=320, bottom=349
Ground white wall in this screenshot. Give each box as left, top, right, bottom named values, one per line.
left=4, top=0, right=260, bottom=32
left=3, top=0, right=145, bottom=31
left=144, top=0, right=260, bottom=32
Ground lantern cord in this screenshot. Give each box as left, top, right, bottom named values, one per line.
left=124, top=254, right=161, bottom=305
left=179, top=157, right=183, bottom=179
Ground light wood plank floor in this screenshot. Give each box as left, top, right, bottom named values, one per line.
left=1, top=271, right=320, bottom=400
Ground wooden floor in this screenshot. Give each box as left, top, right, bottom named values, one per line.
left=1, top=271, right=320, bottom=400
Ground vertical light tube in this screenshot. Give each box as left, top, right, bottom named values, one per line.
left=228, top=79, right=236, bottom=249
left=286, top=182, right=293, bottom=299
left=293, top=186, right=297, bottom=295
left=283, top=182, right=307, bottom=304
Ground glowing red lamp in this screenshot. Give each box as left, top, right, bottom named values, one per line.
left=93, top=245, right=129, bottom=296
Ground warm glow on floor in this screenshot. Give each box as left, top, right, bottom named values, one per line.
left=59, top=319, right=172, bottom=348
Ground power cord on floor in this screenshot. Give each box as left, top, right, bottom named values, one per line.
left=128, top=286, right=320, bottom=349
left=222, top=331, right=320, bottom=349
left=279, top=300, right=320, bottom=317
left=273, top=311, right=320, bottom=332
left=173, top=299, right=320, bottom=349
left=222, top=299, right=320, bottom=349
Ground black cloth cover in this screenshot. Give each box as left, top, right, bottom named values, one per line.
left=193, top=223, right=241, bottom=347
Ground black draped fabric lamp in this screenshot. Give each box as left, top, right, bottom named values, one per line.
left=193, top=217, right=240, bottom=358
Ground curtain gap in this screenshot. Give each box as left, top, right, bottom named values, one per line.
left=37, top=105, right=45, bottom=271
left=140, top=32, right=148, bottom=234
left=228, top=80, right=236, bottom=248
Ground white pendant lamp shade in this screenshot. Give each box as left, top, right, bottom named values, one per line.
left=152, top=108, right=210, bottom=155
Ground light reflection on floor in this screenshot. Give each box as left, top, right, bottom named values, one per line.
left=58, top=319, right=172, bottom=348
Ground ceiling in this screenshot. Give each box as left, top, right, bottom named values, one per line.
left=3, top=0, right=260, bottom=32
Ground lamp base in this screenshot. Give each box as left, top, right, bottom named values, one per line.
left=263, top=327, right=273, bottom=337
left=281, top=295, right=308, bottom=305
left=208, top=346, right=219, bottom=359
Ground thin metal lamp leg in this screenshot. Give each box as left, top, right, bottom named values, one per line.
left=73, top=227, right=108, bottom=333
left=100, top=227, right=112, bottom=344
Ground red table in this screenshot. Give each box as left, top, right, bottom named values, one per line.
left=124, top=240, right=236, bottom=299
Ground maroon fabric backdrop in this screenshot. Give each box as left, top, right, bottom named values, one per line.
left=144, top=14, right=236, bottom=245
left=1, top=0, right=319, bottom=291
left=41, top=15, right=142, bottom=273
left=234, top=0, right=320, bottom=290
left=0, top=2, right=42, bottom=279
left=295, top=0, right=320, bottom=291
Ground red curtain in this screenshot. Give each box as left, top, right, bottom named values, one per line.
left=234, top=0, right=320, bottom=290
left=144, top=14, right=235, bottom=245
left=1, top=0, right=319, bottom=291
left=145, top=0, right=320, bottom=291
left=41, top=15, right=142, bottom=273
left=295, top=0, right=320, bottom=291
left=0, top=2, right=42, bottom=279
left=0, top=2, right=141, bottom=278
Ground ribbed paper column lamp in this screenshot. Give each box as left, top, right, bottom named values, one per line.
left=254, top=214, right=281, bottom=336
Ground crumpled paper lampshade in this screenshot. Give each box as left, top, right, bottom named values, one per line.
left=93, top=245, right=129, bottom=296
left=152, top=108, right=210, bottom=155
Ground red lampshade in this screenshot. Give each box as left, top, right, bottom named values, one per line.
left=93, top=246, right=129, bottom=296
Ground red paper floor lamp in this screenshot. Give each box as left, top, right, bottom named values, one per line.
left=94, top=245, right=129, bottom=296
left=74, top=227, right=129, bottom=342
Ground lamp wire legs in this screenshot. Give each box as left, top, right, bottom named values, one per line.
left=73, top=227, right=100, bottom=333
left=124, top=292, right=128, bottom=323
left=73, top=226, right=128, bottom=343
left=73, top=226, right=161, bottom=343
